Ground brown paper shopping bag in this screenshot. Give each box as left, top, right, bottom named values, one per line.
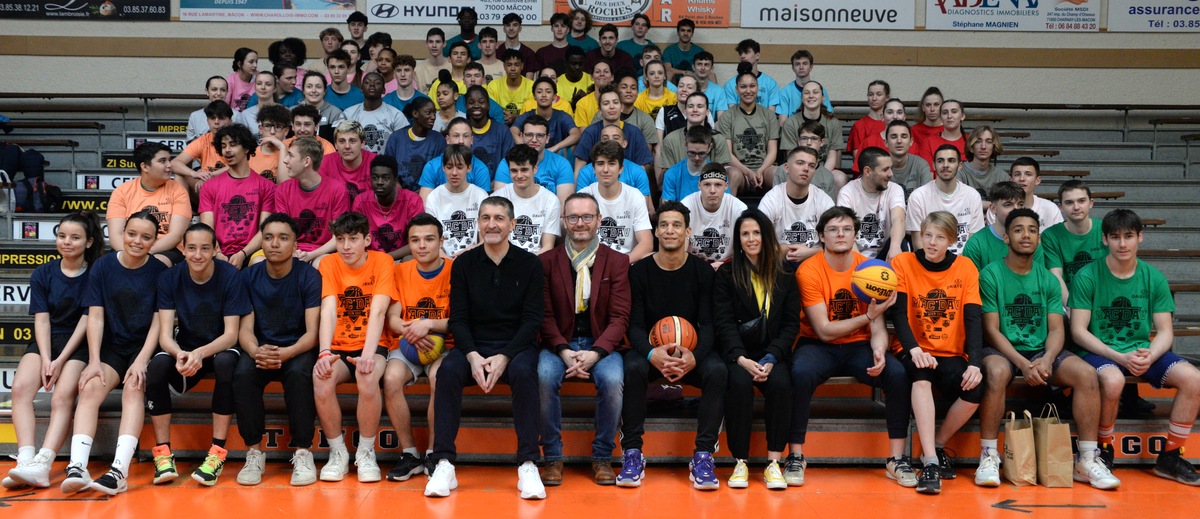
left=1034, top=404, right=1074, bottom=487
left=1003, top=410, right=1037, bottom=486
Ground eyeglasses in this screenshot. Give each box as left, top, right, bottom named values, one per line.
left=797, top=135, right=820, bottom=142
left=564, top=214, right=597, bottom=224
left=686, top=150, right=709, bottom=158
left=523, top=132, right=548, bottom=140
left=261, top=123, right=288, bottom=131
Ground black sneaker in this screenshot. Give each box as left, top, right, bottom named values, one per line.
left=916, top=463, right=942, bottom=494
left=935, top=448, right=957, bottom=480
left=386, top=452, right=424, bottom=482
left=1099, top=443, right=1115, bottom=471
left=423, top=454, right=436, bottom=478
left=1153, top=448, right=1200, bottom=486
left=88, top=467, right=128, bottom=496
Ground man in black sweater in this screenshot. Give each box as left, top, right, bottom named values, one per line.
left=617, top=201, right=727, bottom=490
left=425, top=196, right=547, bottom=500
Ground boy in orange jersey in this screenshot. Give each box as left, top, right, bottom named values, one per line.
left=888, top=210, right=983, bottom=495
left=313, top=212, right=398, bottom=484
left=382, top=213, right=453, bottom=482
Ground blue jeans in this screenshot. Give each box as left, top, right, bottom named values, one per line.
left=537, top=338, right=624, bottom=461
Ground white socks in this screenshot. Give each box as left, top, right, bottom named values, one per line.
left=112, top=435, right=137, bottom=474
left=69, top=434, right=93, bottom=467
left=17, top=446, right=34, bottom=461
left=327, top=435, right=346, bottom=451
left=403, top=447, right=419, bottom=456
left=1078, top=441, right=1098, bottom=460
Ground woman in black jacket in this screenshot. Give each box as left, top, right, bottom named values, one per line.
left=714, top=208, right=800, bottom=490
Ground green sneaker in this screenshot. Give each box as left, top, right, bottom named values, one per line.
left=152, top=444, right=178, bottom=484
left=192, top=445, right=228, bottom=487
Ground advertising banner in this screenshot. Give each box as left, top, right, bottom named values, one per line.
left=554, top=0, right=731, bottom=28
left=1108, top=0, right=1200, bottom=31
left=181, top=0, right=359, bottom=22
left=368, top=0, right=542, bottom=25
left=740, top=0, right=914, bottom=30
left=0, top=0, right=168, bottom=20
left=925, top=0, right=1099, bottom=32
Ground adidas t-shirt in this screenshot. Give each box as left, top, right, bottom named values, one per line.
left=1067, top=259, right=1173, bottom=354
left=758, top=183, right=834, bottom=249
left=424, top=184, right=489, bottom=256
left=905, top=180, right=985, bottom=256
left=717, top=104, right=780, bottom=171
left=580, top=182, right=651, bottom=255
left=1041, top=218, right=1107, bottom=286
left=318, top=250, right=398, bottom=352
left=493, top=184, right=562, bottom=253
left=837, top=179, right=906, bottom=259
left=980, top=260, right=1063, bottom=352
left=681, top=192, right=747, bottom=264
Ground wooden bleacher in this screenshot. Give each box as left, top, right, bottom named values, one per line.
left=1039, top=191, right=1124, bottom=202
left=1041, top=170, right=1090, bottom=178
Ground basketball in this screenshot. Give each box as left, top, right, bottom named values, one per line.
left=648, top=316, right=698, bottom=354
left=399, top=333, right=446, bottom=366
left=851, top=259, right=899, bottom=303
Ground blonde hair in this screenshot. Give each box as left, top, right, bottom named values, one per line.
left=921, top=211, right=958, bottom=241
left=965, top=125, right=1002, bottom=162
left=334, top=119, right=365, bottom=141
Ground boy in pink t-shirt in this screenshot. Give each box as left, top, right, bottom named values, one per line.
left=270, top=137, right=352, bottom=263
left=318, top=120, right=375, bottom=201
left=352, top=155, right=424, bottom=260
left=199, top=125, right=276, bottom=267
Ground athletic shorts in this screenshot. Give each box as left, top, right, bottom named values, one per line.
left=24, top=332, right=76, bottom=359
left=1081, top=350, right=1188, bottom=390
left=387, top=346, right=447, bottom=385
left=896, top=352, right=983, bottom=404
left=155, top=248, right=185, bottom=267
left=333, top=346, right=390, bottom=383
left=99, top=347, right=140, bottom=382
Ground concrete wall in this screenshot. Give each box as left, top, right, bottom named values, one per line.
left=0, top=0, right=1197, bottom=104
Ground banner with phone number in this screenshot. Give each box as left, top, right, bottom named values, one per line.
left=367, top=0, right=542, bottom=25
left=0, top=0, right=168, bottom=20
left=554, top=0, right=731, bottom=27
left=1108, top=0, right=1200, bottom=31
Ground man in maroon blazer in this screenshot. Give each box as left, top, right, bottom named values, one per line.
left=537, top=192, right=631, bottom=487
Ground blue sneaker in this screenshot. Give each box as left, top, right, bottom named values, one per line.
left=689, top=452, right=719, bottom=490
left=616, top=449, right=645, bottom=487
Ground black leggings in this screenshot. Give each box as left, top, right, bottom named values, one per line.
left=145, top=349, right=239, bottom=416
left=726, top=362, right=793, bottom=459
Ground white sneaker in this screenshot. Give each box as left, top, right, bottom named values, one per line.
left=974, top=451, right=1002, bottom=487
left=10, top=451, right=52, bottom=488
left=237, top=449, right=266, bottom=486
left=517, top=461, right=546, bottom=500
left=2, top=477, right=28, bottom=489
left=60, top=464, right=91, bottom=493
left=424, top=459, right=457, bottom=497
left=1075, top=455, right=1120, bottom=490
left=319, top=446, right=349, bottom=482
left=355, top=449, right=381, bottom=483
left=291, top=449, right=317, bottom=486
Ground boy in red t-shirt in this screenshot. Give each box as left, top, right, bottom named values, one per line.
left=198, top=124, right=275, bottom=269
left=313, top=212, right=398, bottom=484
left=381, top=213, right=454, bottom=480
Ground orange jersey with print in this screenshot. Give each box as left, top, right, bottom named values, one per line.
left=182, top=132, right=226, bottom=174
left=890, top=252, right=981, bottom=358
left=797, top=251, right=872, bottom=344
left=285, top=135, right=336, bottom=156
left=387, top=259, right=456, bottom=349
left=249, top=145, right=283, bottom=183
left=319, top=250, right=399, bottom=352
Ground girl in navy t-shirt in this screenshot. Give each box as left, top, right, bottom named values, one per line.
left=5, top=212, right=104, bottom=490
left=64, top=209, right=169, bottom=496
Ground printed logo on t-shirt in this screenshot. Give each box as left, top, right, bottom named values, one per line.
left=1005, top=293, right=1045, bottom=344
left=405, top=297, right=445, bottom=320
left=473, top=147, right=493, bottom=171
left=338, top=286, right=372, bottom=324
left=858, top=212, right=884, bottom=252
left=828, top=288, right=859, bottom=321
left=916, top=288, right=960, bottom=339
left=443, top=210, right=477, bottom=252
left=597, top=216, right=630, bottom=248
left=363, top=124, right=386, bottom=152
left=401, top=157, right=424, bottom=191
left=140, top=205, right=171, bottom=234
left=373, top=224, right=404, bottom=253
left=207, top=161, right=227, bottom=173
left=261, top=169, right=277, bottom=183
left=346, top=182, right=362, bottom=200
left=296, top=209, right=324, bottom=244
left=953, top=220, right=970, bottom=255
left=783, top=221, right=817, bottom=247
left=1099, top=296, right=1144, bottom=336
left=512, top=215, right=541, bottom=247
left=1065, top=251, right=1096, bottom=280
left=221, top=195, right=255, bottom=224
left=735, top=127, right=765, bottom=164
left=185, top=301, right=223, bottom=349
left=693, top=228, right=728, bottom=260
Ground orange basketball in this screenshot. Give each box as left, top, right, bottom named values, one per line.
left=648, top=316, right=698, bottom=352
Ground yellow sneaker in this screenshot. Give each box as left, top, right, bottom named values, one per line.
left=728, top=459, right=749, bottom=488
left=152, top=444, right=178, bottom=484
left=764, top=460, right=787, bottom=490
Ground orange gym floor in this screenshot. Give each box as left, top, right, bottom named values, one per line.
left=2, top=459, right=1198, bottom=518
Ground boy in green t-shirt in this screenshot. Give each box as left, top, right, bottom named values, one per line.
left=1070, top=209, right=1200, bottom=486
left=977, top=209, right=1116, bottom=489
left=1042, top=180, right=1108, bottom=308
left=963, top=181, right=1044, bottom=270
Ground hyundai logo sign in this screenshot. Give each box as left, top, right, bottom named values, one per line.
left=371, top=3, right=399, bottom=18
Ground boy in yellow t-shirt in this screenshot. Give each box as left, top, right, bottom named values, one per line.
left=486, top=50, right=535, bottom=125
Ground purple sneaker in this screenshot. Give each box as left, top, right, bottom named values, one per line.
left=689, top=452, right=719, bottom=490
left=616, top=449, right=645, bottom=487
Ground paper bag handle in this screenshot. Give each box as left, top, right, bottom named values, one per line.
left=1040, top=403, right=1061, bottom=420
